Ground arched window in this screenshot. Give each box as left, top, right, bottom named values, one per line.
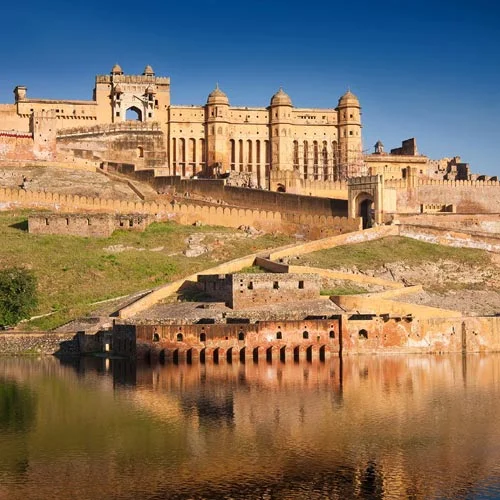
left=359, top=329, right=368, bottom=339
left=276, top=331, right=282, bottom=340
left=303, top=331, right=309, bottom=339
left=329, top=330, right=335, bottom=339
left=238, top=331, right=245, bottom=341
left=153, top=332, right=160, bottom=342
left=126, top=106, right=142, bottom=121
left=200, top=333, right=206, bottom=342
left=177, top=333, right=183, bottom=342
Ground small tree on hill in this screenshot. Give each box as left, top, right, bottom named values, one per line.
left=0, top=268, right=38, bottom=328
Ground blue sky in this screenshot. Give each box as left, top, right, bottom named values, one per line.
left=0, top=0, right=498, bottom=175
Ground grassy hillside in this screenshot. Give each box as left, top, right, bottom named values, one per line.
left=295, top=236, right=492, bottom=270
left=0, top=211, right=293, bottom=330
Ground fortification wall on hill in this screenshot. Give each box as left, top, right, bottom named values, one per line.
left=0, top=187, right=360, bottom=238
left=109, top=171, right=349, bottom=218
left=385, top=178, right=500, bottom=214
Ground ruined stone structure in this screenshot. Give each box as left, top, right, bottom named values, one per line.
left=197, top=272, right=320, bottom=309
left=28, top=213, right=152, bottom=237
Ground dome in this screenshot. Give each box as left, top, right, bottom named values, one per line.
left=111, top=64, right=123, bottom=75
left=143, top=65, right=155, bottom=76
left=207, top=84, right=229, bottom=105
left=338, top=90, right=359, bottom=106
left=270, top=87, right=292, bottom=106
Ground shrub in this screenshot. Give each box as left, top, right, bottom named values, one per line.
left=0, top=268, right=38, bottom=328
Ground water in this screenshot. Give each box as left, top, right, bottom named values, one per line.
left=1, top=355, right=500, bottom=500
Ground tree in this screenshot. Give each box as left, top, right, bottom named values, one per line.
left=0, top=268, right=38, bottom=328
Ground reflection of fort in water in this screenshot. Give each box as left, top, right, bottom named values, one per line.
left=2, top=355, right=500, bottom=499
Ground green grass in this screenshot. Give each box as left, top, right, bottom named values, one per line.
left=320, top=284, right=369, bottom=296
left=296, top=236, right=492, bottom=271
left=239, top=265, right=266, bottom=274
left=0, top=211, right=293, bottom=330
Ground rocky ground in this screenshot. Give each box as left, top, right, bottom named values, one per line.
left=327, top=260, right=500, bottom=315
left=0, top=166, right=139, bottom=200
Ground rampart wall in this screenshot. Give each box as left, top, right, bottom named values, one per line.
left=0, top=187, right=360, bottom=239
left=385, top=178, right=500, bottom=214
left=106, top=169, right=349, bottom=218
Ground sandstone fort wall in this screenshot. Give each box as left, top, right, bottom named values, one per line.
left=0, top=187, right=360, bottom=239
left=386, top=179, right=500, bottom=214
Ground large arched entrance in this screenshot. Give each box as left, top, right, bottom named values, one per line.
left=126, top=106, right=143, bottom=121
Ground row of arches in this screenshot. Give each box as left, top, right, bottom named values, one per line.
left=151, top=344, right=333, bottom=364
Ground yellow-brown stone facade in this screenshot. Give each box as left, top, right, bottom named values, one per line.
left=1, top=64, right=366, bottom=190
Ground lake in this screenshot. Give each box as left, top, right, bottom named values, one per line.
left=1, top=354, right=500, bottom=499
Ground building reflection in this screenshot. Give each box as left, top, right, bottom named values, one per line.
left=0, top=354, right=500, bottom=499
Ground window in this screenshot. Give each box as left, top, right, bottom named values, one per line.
left=349, top=131, right=353, bottom=136
left=248, top=282, right=253, bottom=290
left=200, top=333, right=206, bottom=342
left=276, top=331, right=282, bottom=340
left=238, top=331, right=245, bottom=341
left=303, top=331, right=309, bottom=339
left=153, top=332, right=160, bottom=342
left=329, top=330, right=335, bottom=339
left=177, top=333, right=183, bottom=342
left=273, top=282, right=279, bottom=289
left=298, top=281, right=304, bottom=289
left=359, top=329, right=368, bottom=339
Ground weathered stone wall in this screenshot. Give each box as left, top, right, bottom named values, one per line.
left=122, top=174, right=349, bottom=218
left=198, top=272, right=320, bottom=309
left=398, top=224, right=500, bottom=253
left=115, top=313, right=500, bottom=359
left=131, top=318, right=341, bottom=355
left=398, top=213, right=500, bottom=235
left=0, top=187, right=360, bottom=239
left=56, top=124, right=167, bottom=169
left=343, top=315, right=500, bottom=355
left=0, top=333, right=78, bottom=355
left=28, top=213, right=152, bottom=237
left=0, top=132, right=35, bottom=161
left=386, top=178, right=500, bottom=214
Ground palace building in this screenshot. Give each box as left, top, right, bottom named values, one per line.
left=0, top=64, right=365, bottom=190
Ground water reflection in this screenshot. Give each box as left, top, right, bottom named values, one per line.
left=0, top=354, right=500, bottom=499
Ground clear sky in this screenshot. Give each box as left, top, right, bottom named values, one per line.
left=0, top=0, right=498, bottom=175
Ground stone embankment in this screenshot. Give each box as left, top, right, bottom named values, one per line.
left=0, top=332, right=78, bottom=355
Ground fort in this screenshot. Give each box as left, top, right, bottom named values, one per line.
left=0, top=64, right=499, bottom=359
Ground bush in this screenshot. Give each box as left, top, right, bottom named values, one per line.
left=0, top=268, right=38, bottom=328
